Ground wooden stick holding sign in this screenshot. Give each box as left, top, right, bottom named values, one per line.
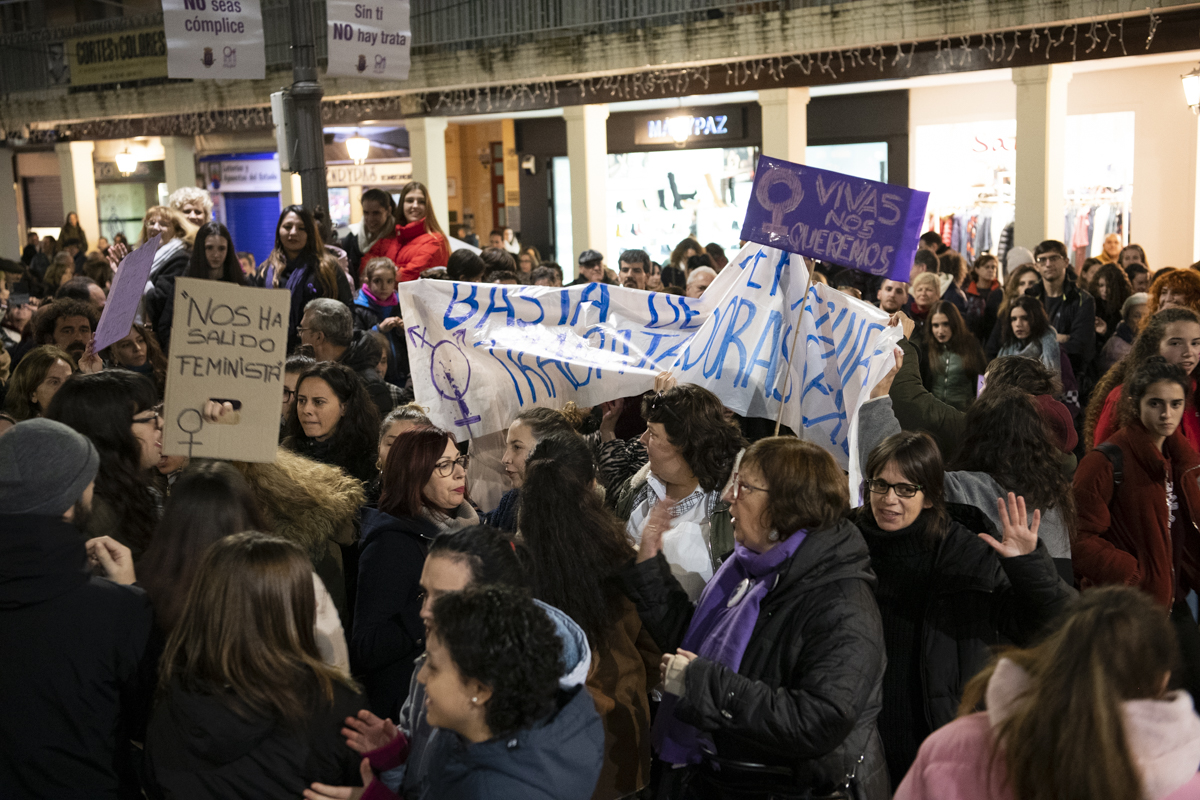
left=774, top=268, right=815, bottom=436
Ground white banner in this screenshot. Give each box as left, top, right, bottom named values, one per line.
left=164, top=0, right=266, bottom=80
left=397, top=244, right=900, bottom=484
left=326, top=0, right=411, bottom=80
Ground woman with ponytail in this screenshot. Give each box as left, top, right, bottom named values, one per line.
left=895, top=586, right=1200, bottom=800
left=519, top=431, right=659, bottom=800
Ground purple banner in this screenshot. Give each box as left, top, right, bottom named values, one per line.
left=739, top=156, right=929, bottom=282
left=93, top=234, right=161, bottom=352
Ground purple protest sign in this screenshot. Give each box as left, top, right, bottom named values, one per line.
left=92, top=234, right=161, bottom=352
left=739, top=156, right=929, bottom=282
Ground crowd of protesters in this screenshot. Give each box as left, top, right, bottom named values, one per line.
left=3, top=183, right=1200, bottom=800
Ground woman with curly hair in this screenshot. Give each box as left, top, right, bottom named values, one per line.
left=414, top=586, right=604, bottom=800
left=44, top=370, right=162, bottom=560
left=1145, top=267, right=1200, bottom=319
left=1088, top=261, right=1134, bottom=344
left=262, top=205, right=352, bottom=351
left=1085, top=307, right=1200, bottom=449
left=866, top=350, right=1077, bottom=582
left=283, top=361, right=381, bottom=484
left=611, top=383, right=748, bottom=600
left=519, top=432, right=658, bottom=800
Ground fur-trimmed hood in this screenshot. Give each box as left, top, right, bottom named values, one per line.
left=232, top=448, right=365, bottom=558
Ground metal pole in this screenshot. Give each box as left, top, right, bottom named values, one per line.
left=288, top=0, right=328, bottom=214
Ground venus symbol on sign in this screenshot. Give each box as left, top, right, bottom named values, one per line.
left=430, top=340, right=481, bottom=433
left=755, top=167, right=804, bottom=238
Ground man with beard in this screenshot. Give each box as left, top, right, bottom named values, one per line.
left=0, top=418, right=152, bottom=798
left=21, top=298, right=102, bottom=373
left=618, top=249, right=651, bottom=291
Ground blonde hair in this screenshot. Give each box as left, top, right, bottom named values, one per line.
left=911, top=271, right=941, bottom=293
left=140, top=205, right=197, bottom=248
left=167, top=186, right=213, bottom=215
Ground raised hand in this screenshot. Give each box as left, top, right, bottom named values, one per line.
left=637, top=499, right=674, bottom=563
left=341, top=709, right=398, bottom=754
left=978, top=492, right=1041, bottom=558
left=598, top=397, right=624, bottom=442
left=654, top=370, right=678, bottom=394
left=870, top=346, right=904, bottom=399
left=77, top=341, right=103, bottom=374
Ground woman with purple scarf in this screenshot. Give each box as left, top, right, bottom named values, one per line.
left=619, top=437, right=889, bottom=800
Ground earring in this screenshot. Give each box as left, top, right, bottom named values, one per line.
left=471, top=697, right=478, bottom=704
left=768, top=530, right=780, bottom=542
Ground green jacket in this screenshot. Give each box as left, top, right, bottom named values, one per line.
left=612, top=463, right=735, bottom=576
left=890, top=338, right=967, bottom=460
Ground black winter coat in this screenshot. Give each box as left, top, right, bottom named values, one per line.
left=856, top=509, right=1074, bottom=770
left=351, top=507, right=433, bottom=719
left=146, top=678, right=363, bottom=799
left=619, top=519, right=889, bottom=800
left=0, top=514, right=154, bottom=799
left=338, top=329, right=395, bottom=417
left=145, top=246, right=192, bottom=352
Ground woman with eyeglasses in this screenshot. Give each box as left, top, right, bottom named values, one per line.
left=282, top=361, right=381, bottom=484
left=621, top=436, right=889, bottom=800
left=855, top=431, right=1072, bottom=787
left=352, top=425, right=477, bottom=719
left=44, top=370, right=164, bottom=560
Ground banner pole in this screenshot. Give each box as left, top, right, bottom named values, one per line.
left=774, top=266, right=815, bottom=436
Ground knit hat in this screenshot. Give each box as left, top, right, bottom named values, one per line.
left=1007, top=246, right=1034, bottom=271
left=0, top=418, right=100, bottom=516
left=1032, top=394, right=1078, bottom=454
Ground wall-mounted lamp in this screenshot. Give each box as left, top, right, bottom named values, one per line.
left=1183, top=65, right=1200, bottom=114
left=346, top=132, right=371, bottom=165
left=115, top=149, right=138, bottom=175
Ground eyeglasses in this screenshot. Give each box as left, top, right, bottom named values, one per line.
left=282, top=387, right=297, bottom=401
left=296, top=326, right=313, bottom=334
left=434, top=455, right=470, bottom=477
left=1035, top=255, right=1063, bottom=266
left=132, top=404, right=164, bottom=427
left=865, top=479, right=923, bottom=498
left=730, top=472, right=768, bottom=501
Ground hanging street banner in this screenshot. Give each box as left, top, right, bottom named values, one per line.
left=397, top=243, right=900, bottom=486
left=163, top=0, right=266, bottom=80
left=65, top=27, right=167, bottom=87
left=163, top=278, right=290, bottom=463
left=740, top=156, right=929, bottom=283
left=326, top=0, right=412, bottom=81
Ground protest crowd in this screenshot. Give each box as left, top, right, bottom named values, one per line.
left=8, top=178, right=1200, bottom=800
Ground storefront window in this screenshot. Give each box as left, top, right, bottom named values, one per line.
left=98, top=183, right=151, bottom=244
left=1064, top=111, right=1133, bottom=265
left=606, top=147, right=755, bottom=267
left=329, top=188, right=351, bottom=228
left=807, top=142, right=889, bottom=182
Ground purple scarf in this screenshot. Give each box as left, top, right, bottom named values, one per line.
left=653, top=531, right=808, bottom=765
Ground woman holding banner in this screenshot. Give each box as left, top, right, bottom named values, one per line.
left=365, top=181, right=451, bottom=283
left=611, top=383, right=746, bottom=601
left=263, top=205, right=353, bottom=352
left=619, top=436, right=888, bottom=800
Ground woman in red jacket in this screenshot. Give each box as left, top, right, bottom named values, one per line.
left=365, top=181, right=451, bottom=282
left=1085, top=307, right=1200, bottom=449
left=1073, top=356, right=1200, bottom=696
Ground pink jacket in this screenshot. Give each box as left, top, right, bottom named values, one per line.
left=895, top=658, right=1200, bottom=800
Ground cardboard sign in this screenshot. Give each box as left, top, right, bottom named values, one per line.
left=162, top=278, right=290, bottom=462
left=93, top=234, right=160, bottom=352
left=740, top=156, right=929, bottom=282
left=163, top=0, right=266, bottom=80
left=397, top=243, right=899, bottom=482
left=326, top=0, right=411, bottom=80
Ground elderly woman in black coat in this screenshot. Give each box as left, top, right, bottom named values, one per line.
left=621, top=436, right=888, bottom=800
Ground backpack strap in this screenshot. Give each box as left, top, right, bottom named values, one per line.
left=1095, top=441, right=1124, bottom=489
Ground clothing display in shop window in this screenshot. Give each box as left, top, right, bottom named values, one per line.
left=997, top=222, right=1014, bottom=266
left=973, top=215, right=992, bottom=258
left=1090, top=205, right=1110, bottom=257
